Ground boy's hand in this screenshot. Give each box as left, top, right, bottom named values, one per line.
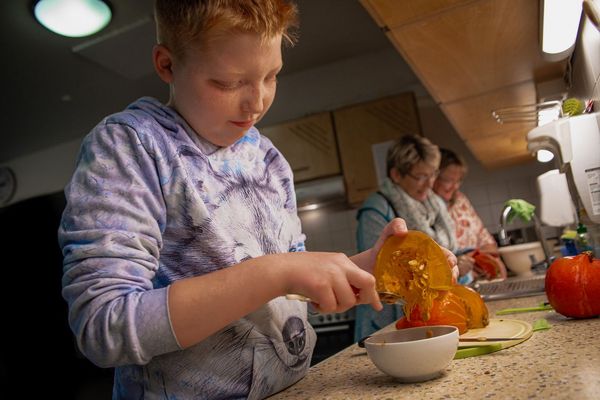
left=278, top=251, right=382, bottom=314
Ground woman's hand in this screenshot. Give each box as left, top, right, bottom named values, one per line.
left=443, top=247, right=459, bottom=282
left=352, top=218, right=408, bottom=274
left=352, top=217, right=458, bottom=283
left=457, top=254, right=476, bottom=278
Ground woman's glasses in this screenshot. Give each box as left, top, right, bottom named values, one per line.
left=406, top=170, right=439, bottom=184
left=437, top=176, right=463, bottom=187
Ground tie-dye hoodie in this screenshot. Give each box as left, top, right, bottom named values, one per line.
left=59, top=97, right=315, bottom=399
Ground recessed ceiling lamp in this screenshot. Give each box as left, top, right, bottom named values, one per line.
left=33, top=0, right=112, bottom=38
left=540, top=0, right=583, bottom=61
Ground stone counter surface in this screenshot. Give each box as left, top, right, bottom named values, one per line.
left=270, top=295, right=600, bottom=399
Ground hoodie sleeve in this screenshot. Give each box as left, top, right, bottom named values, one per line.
left=59, top=119, right=180, bottom=368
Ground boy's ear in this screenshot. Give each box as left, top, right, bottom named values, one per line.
left=153, top=44, right=174, bottom=83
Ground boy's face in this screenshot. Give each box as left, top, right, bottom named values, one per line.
left=167, top=32, right=283, bottom=147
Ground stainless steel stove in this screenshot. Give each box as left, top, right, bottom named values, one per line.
left=308, top=309, right=356, bottom=365
left=308, top=308, right=355, bottom=332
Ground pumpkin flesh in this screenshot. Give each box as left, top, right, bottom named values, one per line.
left=395, top=291, right=469, bottom=334
left=375, top=231, right=453, bottom=321
left=375, top=231, right=489, bottom=334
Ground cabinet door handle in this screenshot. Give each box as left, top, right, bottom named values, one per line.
left=293, top=166, right=310, bottom=173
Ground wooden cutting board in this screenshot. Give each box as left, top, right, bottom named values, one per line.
left=455, top=318, right=533, bottom=359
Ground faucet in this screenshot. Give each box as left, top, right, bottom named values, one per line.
left=498, top=204, right=554, bottom=268
left=498, top=206, right=512, bottom=246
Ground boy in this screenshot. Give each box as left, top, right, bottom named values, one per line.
left=59, top=1, right=452, bottom=398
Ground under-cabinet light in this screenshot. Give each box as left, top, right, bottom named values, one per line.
left=540, top=0, right=583, bottom=61
left=536, top=149, right=555, bottom=163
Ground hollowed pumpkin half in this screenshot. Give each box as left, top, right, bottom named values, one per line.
left=449, top=284, right=489, bottom=329
left=394, top=286, right=489, bottom=334
left=395, top=291, right=469, bottom=334
left=374, top=231, right=453, bottom=321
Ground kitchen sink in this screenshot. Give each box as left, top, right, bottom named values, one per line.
left=472, top=273, right=546, bottom=301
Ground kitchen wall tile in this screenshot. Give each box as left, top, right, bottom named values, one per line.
left=464, top=184, right=489, bottom=206
left=300, top=207, right=358, bottom=254
left=349, top=210, right=359, bottom=231
left=508, top=178, right=535, bottom=202
left=348, top=232, right=357, bottom=253
left=346, top=208, right=358, bottom=224
left=342, top=248, right=356, bottom=256
left=475, top=203, right=495, bottom=231
left=331, top=228, right=353, bottom=252
left=487, top=181, right=510, bottom=203
left=300, top=209, right=329, bottom=234
left=328, top=209, right=352, bottom=230
left=305, top=232, right=333, bottom=251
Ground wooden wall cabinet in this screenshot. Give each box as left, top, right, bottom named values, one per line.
left=333, top=93, right=421, bottom=206
left=359, top=0, right=567, bottom=169
left=261, top=112, right=341, bottom=183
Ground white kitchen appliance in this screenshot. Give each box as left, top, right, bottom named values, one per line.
left=527, top=111, right=600, bottom=224
left=536, top=169, right=577, bottom=226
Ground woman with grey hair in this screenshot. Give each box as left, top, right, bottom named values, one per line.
left=354, top=134, right=457, bottom=341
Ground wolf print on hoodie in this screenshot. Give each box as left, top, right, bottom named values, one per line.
left=60, top=97, right=315, bottom=399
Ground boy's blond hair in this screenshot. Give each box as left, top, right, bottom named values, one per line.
left=155, top=0, right=299, bottom=59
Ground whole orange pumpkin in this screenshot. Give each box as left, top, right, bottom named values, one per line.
left=545, top=252, right=600, bottom=318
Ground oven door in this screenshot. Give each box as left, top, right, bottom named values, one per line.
left=308, top=308, right=355, bottom=365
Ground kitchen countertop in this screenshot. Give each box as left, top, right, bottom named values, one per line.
left=269, top=294, right=600, bottom=399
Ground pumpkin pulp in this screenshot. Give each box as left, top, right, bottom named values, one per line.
left=374, top=231, right=453, bottom=321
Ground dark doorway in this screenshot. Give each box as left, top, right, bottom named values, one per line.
left=0, top=192, right=113, bottom=399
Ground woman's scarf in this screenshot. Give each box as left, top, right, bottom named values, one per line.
left=380, top=177, right=457, bottom=251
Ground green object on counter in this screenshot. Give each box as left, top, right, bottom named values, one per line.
left=454, top=344, right=503, bottom=359
left=496, top=303, right=553, bottom=315
left=561, top=229, right=577, bottom=240
left=504, top=199, right=536, bottom=223
left=575, top=223, right=593, bottom=253
left=533, top=318, right=551, bottom=331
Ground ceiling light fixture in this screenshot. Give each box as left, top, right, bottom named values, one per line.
left=33, top=0, right=112, bottom=38
left=540, top=0, right=583, bottom=61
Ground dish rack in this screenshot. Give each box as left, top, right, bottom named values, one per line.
left=472, top=274, right=546, bottom=301
left=491, top=101, right=563, bottom=124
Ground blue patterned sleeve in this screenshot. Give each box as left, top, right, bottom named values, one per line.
left=58, top=120, right=180, bottom=367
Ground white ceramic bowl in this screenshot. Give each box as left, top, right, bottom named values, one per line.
left=364, top=325, right=459, bottom=382
left=498, top=241, right=544, bottom=276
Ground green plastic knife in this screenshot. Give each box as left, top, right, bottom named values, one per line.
left=454, top=344, right=503, bottom=359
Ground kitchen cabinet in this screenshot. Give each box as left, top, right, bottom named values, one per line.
left=333, top=93, right=421, bottom=206
left=359, top=0, right=567, bottom=169
left=261, top=112, right=341, bottom=183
